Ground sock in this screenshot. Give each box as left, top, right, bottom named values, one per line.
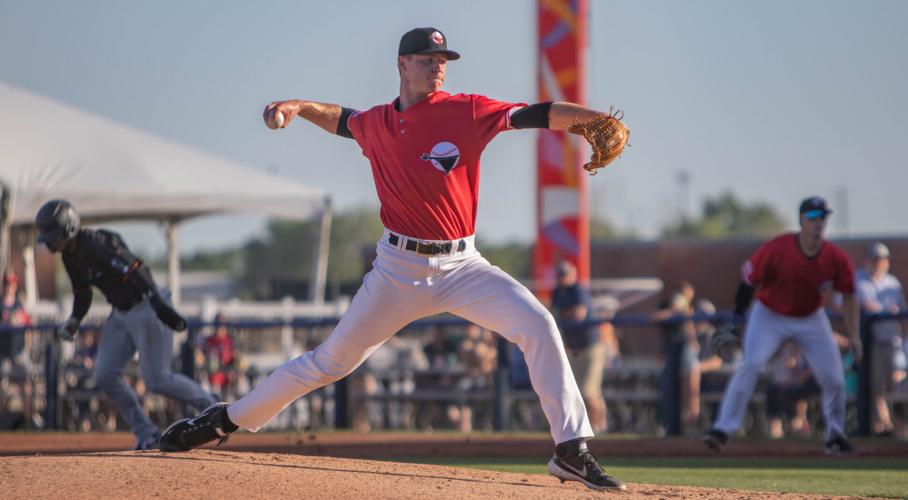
left=220, top=409, right=239, bottom=433
left=555, top=438, right=588, bottom=458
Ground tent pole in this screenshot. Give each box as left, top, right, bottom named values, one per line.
left=0, top=184, right=11, bottom=278
left=163, top=219, right=181, bottom=306
left=22, top=227, right=37, bottom=307
left=309, top=198, right=332, bottom=305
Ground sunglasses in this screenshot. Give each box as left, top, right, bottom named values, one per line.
left=803, top=210, right=828, bottom=221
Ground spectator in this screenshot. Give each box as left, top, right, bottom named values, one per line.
left=855, top=242, right=906, bottom=436
left=459, top=324, right=497, bottom=385
left=63, top=328, right=116, bottom=431
left=423, top=325, right=458, bottom=369
left=0, top=271, right=29, bottom=363
left=895, top=336, right=907, bottom=395
left=764, top=342, right=820, bottom=438
left=203, top=314, right=237, bottom=399
left=680, top=299, right=721, bottom=431
left=452, top=324, right=498, bottom=432
left=696, top=301, right=741, bottom=425
left=552, top=261, right=607, bottom=433
left=653, top=281, right=696, bottom=435
left=0, top=271, right=30, bottom=430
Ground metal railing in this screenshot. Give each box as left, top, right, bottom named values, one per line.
left=2, top=309, right=904, bottom=437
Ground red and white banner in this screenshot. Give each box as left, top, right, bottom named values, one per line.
left=534, top=0, right=589, bottom=298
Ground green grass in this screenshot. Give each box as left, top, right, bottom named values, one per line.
left=397, top=457, right=908, bottom=499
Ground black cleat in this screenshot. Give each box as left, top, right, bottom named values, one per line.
left=548, top=450, right=626, bottom=491
left=133, top=432, right=161, bottom=451
left=703, top=429, right=728, bottom=451
left=159, top=402, right=232, bottom=452
left=824, top=434, right=854, bottom=455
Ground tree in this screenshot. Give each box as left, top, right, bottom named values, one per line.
left=476, top=239, right=531, bottom=278
left=238, top=207, right=384, bottom=299
left=590, top=215, right=638, bottom=241
left=663, top=191, right=785, bottom=238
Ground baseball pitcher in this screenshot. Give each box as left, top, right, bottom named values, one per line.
left=159, top=27, right=628, bottom=490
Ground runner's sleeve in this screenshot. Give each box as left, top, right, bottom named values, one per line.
left=63, top=257, right=92, bottom=320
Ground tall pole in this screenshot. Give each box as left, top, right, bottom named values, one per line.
left=534, top=0, right=590, bottom=299
left=309, top=198, right=332, bottom=305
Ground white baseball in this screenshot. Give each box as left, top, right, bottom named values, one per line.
left=267, top=110, right=285, bottom=130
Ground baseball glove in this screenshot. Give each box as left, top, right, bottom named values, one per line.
left=149, top=293, right=188, bottom=332
left=56, top=316, right=80, bottom=342
left=710, top=323, right=742, bottom=362
left=569, top=109, right=629, bottom=174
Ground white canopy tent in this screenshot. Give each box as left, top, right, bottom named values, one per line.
left=0, top=82, right=331, bottom=306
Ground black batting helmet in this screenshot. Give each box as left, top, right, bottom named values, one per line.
left=35, top=199, right=80, bottom=247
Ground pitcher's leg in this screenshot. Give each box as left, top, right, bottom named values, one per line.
left=796, top=314, right=847, bottom=439
left=93, top=314, right=158, bottom=440
left=443, top=260, right=592, bottom=444
left=132, top=302, right=216, bottom=410
left=228, top=269, right=426, bottom=431
left=713, top=304, right=786, bottom=435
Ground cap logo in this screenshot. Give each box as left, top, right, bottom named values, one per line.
left=430, top=31, right=444, bottom=45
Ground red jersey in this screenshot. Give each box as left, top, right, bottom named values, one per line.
left=347, top=91, right=523, bottom=240
left=741, top=233, right=855, bottom=317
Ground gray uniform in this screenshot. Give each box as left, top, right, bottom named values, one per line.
left=62, top=228, right=215, bottom=443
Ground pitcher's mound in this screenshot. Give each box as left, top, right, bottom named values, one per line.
left=0, top=450, right=842, bottom=499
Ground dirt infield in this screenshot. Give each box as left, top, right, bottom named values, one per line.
left=1, top=431, right=906, bottom=458
left=0, top=449, right=875, bottom=499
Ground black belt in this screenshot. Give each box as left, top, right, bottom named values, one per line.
left=388, top=233, right=467, bottom=255
left=111, top=296, right=144, bottom=312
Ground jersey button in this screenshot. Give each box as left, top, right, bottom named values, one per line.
left=399, top=119, right=405, bottom=124
left=401, top=129, right=406, bottom=134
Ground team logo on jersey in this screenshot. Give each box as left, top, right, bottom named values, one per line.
left=430, top=31, right=444, bottom=45
left=420, top=141, right=461, bottom=175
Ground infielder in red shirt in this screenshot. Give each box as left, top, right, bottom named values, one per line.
left=160, top=27, right=624, bottom=491
left=704, top=196, right=862, bottom=454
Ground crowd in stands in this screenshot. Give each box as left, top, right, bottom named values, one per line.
left=1, top=242, right=907, bottom=438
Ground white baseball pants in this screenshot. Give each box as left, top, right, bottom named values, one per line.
left=228, top=230, right=594, bottom=444
left=714, top=301, right=847, bottom=438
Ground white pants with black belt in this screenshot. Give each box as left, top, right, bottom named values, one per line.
left=228, top=229, right=594, bottom=444
left=714, top=301, right=847, bottom=439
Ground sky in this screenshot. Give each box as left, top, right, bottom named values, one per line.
left=2, top=0, right=906, bottom=256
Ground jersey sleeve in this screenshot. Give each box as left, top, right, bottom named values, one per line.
left=833, top=248, right=856, bottom=293
left=741, top=240, right=776, bottom=286
left=346, top=109, right=368, bottom=149
left=471, top=95, right=525, bottom=148
left=63, top=255, right=92, bottom=320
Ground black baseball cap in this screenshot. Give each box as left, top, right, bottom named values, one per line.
left=799, top=196, right=833, bottom=220
left=398, top=27, right=460, bottom=60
